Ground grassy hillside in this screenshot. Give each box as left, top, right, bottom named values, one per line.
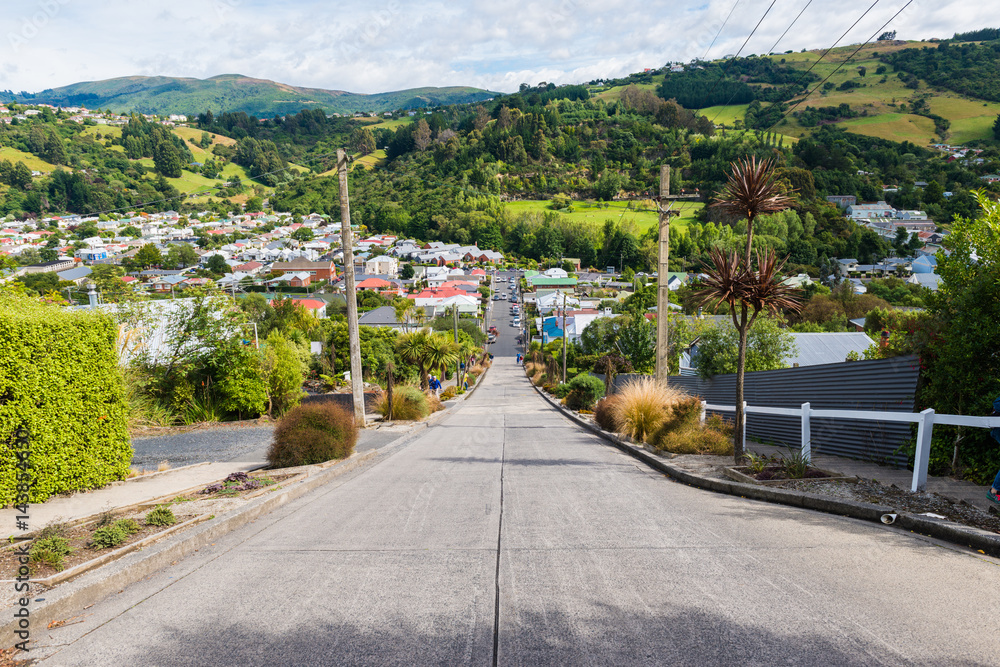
left=503, top=199, right=703, bottom=236
left=665, top=40, right=1000, bottom=146
left=12, top=74, right=498, bottom=117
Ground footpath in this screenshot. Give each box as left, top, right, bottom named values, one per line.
left=1, top=376, right=490, bottom=648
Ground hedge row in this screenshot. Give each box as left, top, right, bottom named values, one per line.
left=0, top=295, right=132, bottom=505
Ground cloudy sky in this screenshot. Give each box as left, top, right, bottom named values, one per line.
left=1, top=0, right=996, bottom=94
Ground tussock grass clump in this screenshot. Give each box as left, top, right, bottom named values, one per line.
left=440, top=386, right=457, bottom=400
left=268, top=401, right=358, bottom=468
left=375, top=386, right=430, bottom=421
left=424, top=390, right=445, bottom=413
left=612, top=378, right=690, bottom=443
left=470, top=364, right=488, bottom=375
left=653, top=425, right=733, bottom=456
left=593, top=396, right=621, bottom=432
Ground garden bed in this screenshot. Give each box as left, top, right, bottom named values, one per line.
left=723, top=465, right=857, bottom=486
left=0, top=470, right=298, bottom=606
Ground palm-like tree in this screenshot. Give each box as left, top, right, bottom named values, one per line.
left=702, top=157, right=798, bottom=462
left=393, top=299, right=417, bottom=332
left=396, top=328, right=432, bottom=390
left=422, top=333, right=461, bottom=384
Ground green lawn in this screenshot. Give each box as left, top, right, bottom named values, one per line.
left=504, top=199, right=703, bottom=235
left=699, top=104, right=749, bottom=126
left=365, top=117, right=412, bottom=130
left=839, top=113, right=937, bottom=144
left=0, top=147, right=56, bottom=172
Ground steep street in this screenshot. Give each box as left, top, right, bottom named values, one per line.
left=32, top=348, right=1000, bottom=665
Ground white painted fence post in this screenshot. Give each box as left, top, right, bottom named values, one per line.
left=800, top=402, right=811, bottom=464
left=742, top=401, right=747, bottom=453
left=700, top=400, right=706, bottom=425
left=911, top=408, right=936, bottom=493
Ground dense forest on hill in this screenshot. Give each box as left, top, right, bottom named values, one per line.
left=883, top=41, right=1000, bottom=102
left=655, top=57, right=818, bottom=109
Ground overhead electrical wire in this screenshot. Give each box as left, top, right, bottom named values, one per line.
left=710, top=0, right=816, bottom=125
left=757, top=0, right=914, bottom=138
left=690, top=0, right=780, bottom=113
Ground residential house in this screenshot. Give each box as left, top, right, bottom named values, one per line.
left=826, top=195, right=857, bottom=209
left=845, top=202, right=894, bottom=219
left=364, top=255, right=399, bottom=276
left=270, top=257, right=337, bottom=281
left=24, top=259, right=75, bottom=274
left=56, top=266, right=92, bottom=285
left=289, top=298, right=327, bottom=318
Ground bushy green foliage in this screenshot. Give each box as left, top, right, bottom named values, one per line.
left=694, top=317, right=796, bottom=379
left=565, top=373, right=605, bottom=410
left=145, top=505, right=177, bottom=527
left=30, top=535, right=73, bottom=570
left=268, top=401, right=358, bottom=467
left=262, top=331, right=305, bottom=417
left=0, top=295, right=131, bottom=505
left=90, top=524, right=128, bottom=549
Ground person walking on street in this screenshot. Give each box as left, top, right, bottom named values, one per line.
left=988, top=396, right=1000, bottom=506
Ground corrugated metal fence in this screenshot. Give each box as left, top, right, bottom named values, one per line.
left=613, top=356, right=922, bottom=465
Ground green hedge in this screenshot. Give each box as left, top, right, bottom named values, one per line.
left=0, top=295, right=132, bottom=505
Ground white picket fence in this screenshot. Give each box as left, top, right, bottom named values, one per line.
left=701, top=401, right=1000, bottom=492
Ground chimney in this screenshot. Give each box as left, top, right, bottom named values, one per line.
left=87, top=283, right=99, bottom=308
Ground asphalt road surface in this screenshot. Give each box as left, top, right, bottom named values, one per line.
left=32, top=273, right=1000, bottom=665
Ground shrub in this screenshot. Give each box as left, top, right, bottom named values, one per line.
left=565, top=373, right=605, bottom=410
left=424, top=390, right=444, bottom=413
left=440, top=386, right=457, bottom=400
left=652, top=424, right=733, bottom=456
left=90, top=524, right=129, bottom=549
left=0, top=294, right=131, bottom=505
left=263, top=331, right=306, bottom=418
left=657, top=396, right=703, bottom=435
left=593, top=396, right=621, bottom=432
left=145, top=505, right=177, bottom=527
left=268, top=401, right=359, bottom=467
left=466, top=372, right=477, bottom=386
left=114, top=518, right=142, bottom=535
left=612, top=377, right=689, bottom=443
left=375, top=386, right=430, bottom=421
left=553, top=383, right=573, bottom=399
left=30, top=535, right=72, bottom=570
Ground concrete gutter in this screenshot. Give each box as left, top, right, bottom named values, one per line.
left=530, top=382, right=1000, bottom=559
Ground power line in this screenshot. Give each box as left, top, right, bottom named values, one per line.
left=710, top=0, right=816, bottom=125
left=690, top=0, right=780, bottom=112
left=700, top=0, right=742, bottom=62
left=758, top=0, right=914, bottom=137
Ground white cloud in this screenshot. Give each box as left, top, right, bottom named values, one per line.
left=0, top=0, right=997, bottom=94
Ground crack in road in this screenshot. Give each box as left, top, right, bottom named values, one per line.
left=492, top=411, right=507, bottom=667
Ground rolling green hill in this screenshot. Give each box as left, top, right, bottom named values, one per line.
left=7, top=74, right=498, bottom=117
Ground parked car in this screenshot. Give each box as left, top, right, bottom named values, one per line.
left=487, top=333, right=497, bottom=343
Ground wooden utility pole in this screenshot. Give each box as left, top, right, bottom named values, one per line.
left=337, top=148, right=366, bottom=427
left=453, top=303, right=460, bottom=386
left=562, top=291, right=568, bottom=384
left=654, top=165, right=699, bottom=383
